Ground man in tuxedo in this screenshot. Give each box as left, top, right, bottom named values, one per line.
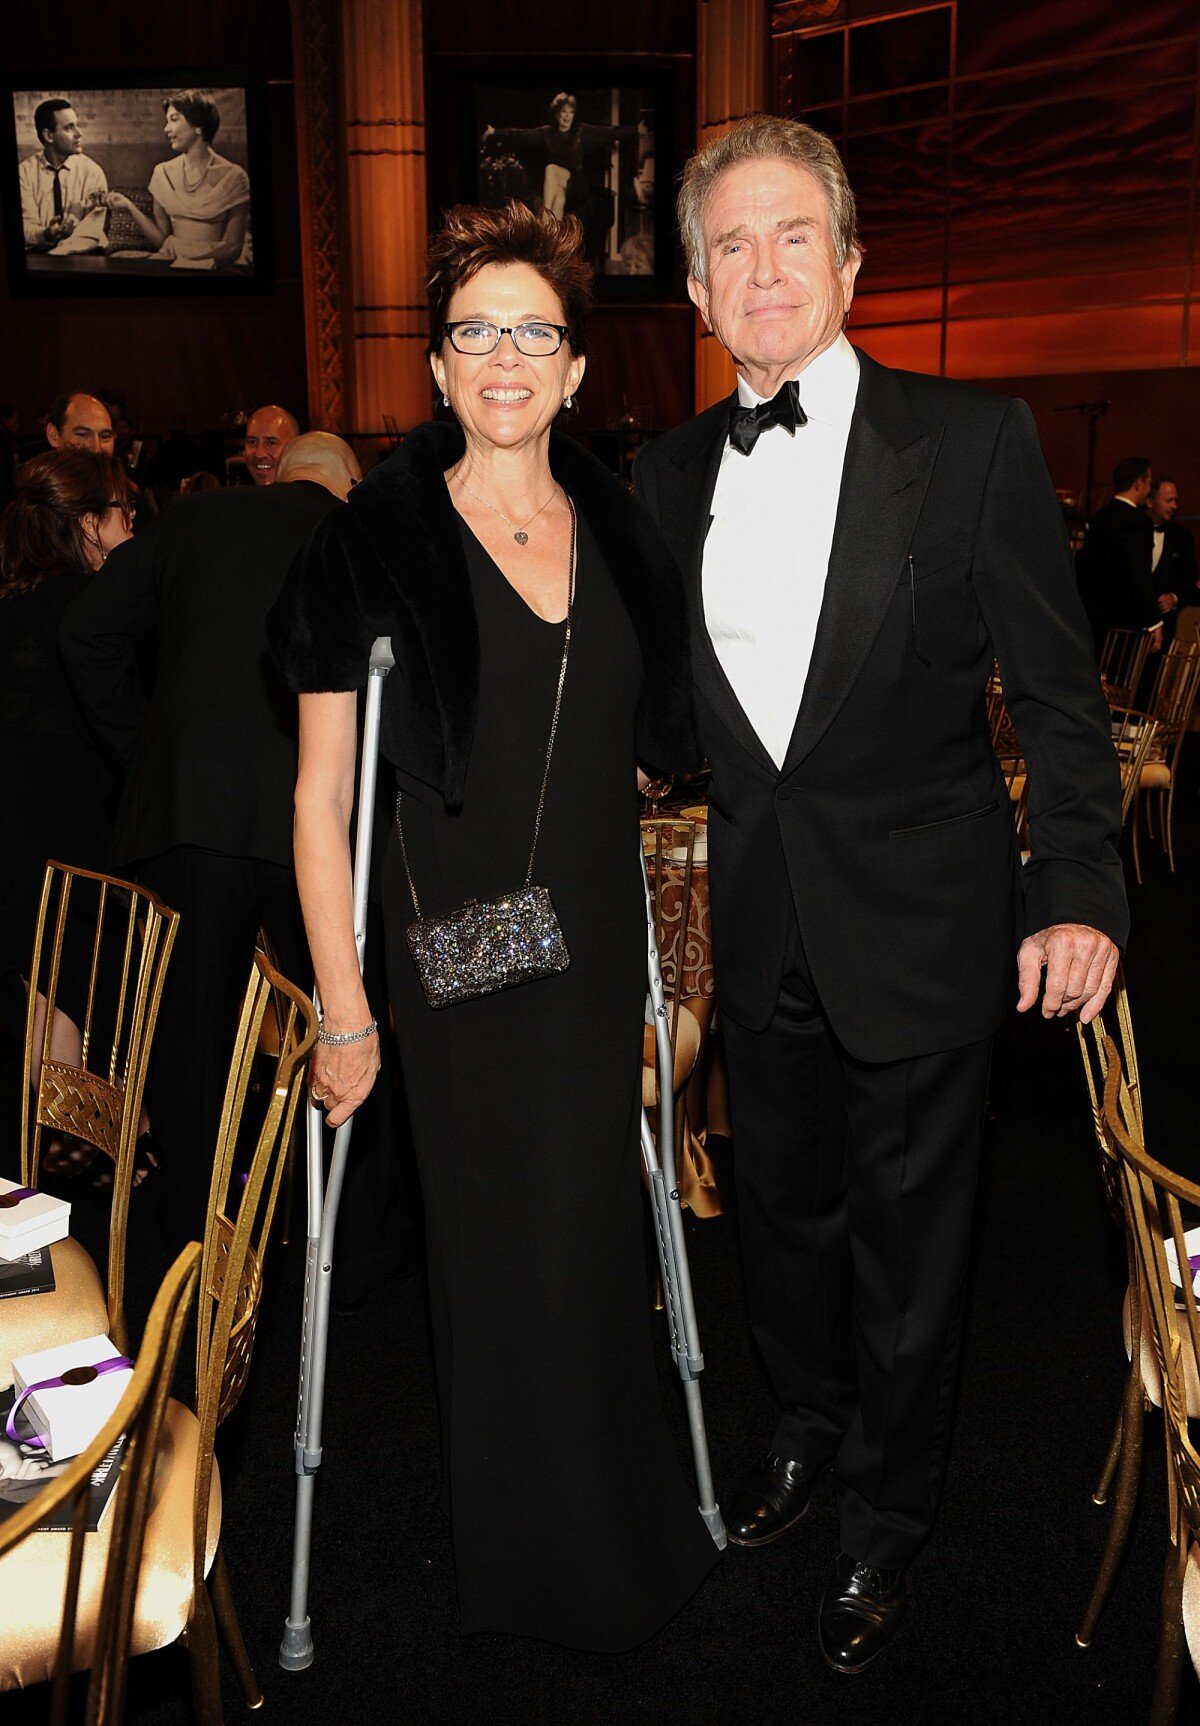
left=1148, top=478, right=1197, bottom=648
left=634, top=115, right=1127, bottom=1673
left=1075, top=456, right=1162, bottom=657
left=58, top=435, right=360, bottom=1252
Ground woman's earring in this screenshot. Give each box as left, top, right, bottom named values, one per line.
left=564, top=394, right=574, bottom=410
left=442, top=393, right=449, bottom=407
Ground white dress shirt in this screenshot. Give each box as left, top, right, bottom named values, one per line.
left=1152, top=527, right=1165, bottom=574
left=703, top=333, right=860, bottom=769
left=18, top=150, right=109, bottom=251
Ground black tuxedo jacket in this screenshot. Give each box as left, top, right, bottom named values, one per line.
left=1155, top=520, right=1198, bottom=642
left=634, top=349, right=1128, bottom=1061
left=58, top=480, right=340, bottom=870
left=1076, top=497, right=1158, bottom=649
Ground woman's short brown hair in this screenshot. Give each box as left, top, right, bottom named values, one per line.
left=426, top=201, right=593, bottom=356
left=0, top=450, right=132, bottom=598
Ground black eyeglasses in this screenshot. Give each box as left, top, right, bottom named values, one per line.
left=442, top=320, right=570, bottom=357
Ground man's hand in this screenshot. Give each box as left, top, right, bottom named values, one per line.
left=1148, top=621, right=1164, bottom=653
left=1158, top=591, right=1178, bottom=615
left=1016, top=923, right=1119, bottom=1024
left=44, top=213, right=77, bottom=245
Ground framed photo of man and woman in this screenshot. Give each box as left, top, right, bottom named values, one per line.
left=427, top=60, right=684, bottom=303
left=1, top=71, right=270, bottom=295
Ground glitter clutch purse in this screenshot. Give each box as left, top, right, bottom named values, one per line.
left=395, top=501, right=576, bottom=1011
left=403, top=885, right=569, bottom=1010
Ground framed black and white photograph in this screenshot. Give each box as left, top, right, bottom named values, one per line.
left=430, top=61, right=679, bottom=302
left=1, top=71, right=270, bottom=296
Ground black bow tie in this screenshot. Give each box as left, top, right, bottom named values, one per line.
left=728, top=379, right=808, bottom=455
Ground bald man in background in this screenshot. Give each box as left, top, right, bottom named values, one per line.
left=45, top=391, right=114, bottom=455
left=59, top=435, right=362, bottom=1250
left=244, top=404, right=299, bottom=485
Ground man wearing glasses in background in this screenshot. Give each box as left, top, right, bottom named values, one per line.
left=19, top=99, right=109, bottom=254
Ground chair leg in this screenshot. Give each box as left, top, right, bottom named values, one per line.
left=1092, top=1390, right=1126, bottom=1506
left=209, top=1544, right=264, bottom=1709
left=1076, top=1367, right=1145, bottom=1646
left=1164, top=784, right=1179, bottom=873
left=185, top=1587, right=225, bottom=1726
left=1150, top=1544, right=1187, bottom=1726
left=1132, top=790, right=1145, bottom=885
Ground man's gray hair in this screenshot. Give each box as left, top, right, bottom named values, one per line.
left=678, top=114, right=862, bottom=284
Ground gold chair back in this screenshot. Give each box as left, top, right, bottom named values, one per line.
left=1099, top=627, right=1152, bottom=709
left=1140, top=642, right=1200, bottom=875
left=1076, top=966, right=1141, bottom=1220
left=985, top=664, right=1021, bottom=755
left=0, top=1243, right=201, bottom=1726
left=20, top=863, right=179, bottom=1353
left=1108, top=708, right=1161, bottom=827
left=189, top=950, right=318, bottom=1599
left=1148, top=639, right=1200, bottom=740
left=1103, top=1050, right=1200, bottom=1716
left=996, top=755, right=1029, bottom=846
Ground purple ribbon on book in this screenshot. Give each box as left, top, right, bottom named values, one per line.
left=0, top=1187, right=38, bottom=1210
left=6, top=1356, right=133, bottom=1451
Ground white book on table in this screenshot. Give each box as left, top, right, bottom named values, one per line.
left=0, top=1176, right=69, bottom=1261
left=11, top=1335, right=131, bottom=1463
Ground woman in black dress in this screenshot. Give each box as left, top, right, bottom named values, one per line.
left=268, top=201, right=717, bottom=1649
left=0, top=450, right=132, bottom=997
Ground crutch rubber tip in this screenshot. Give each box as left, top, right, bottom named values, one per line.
left=279, top=1619, right=315, bottom=1671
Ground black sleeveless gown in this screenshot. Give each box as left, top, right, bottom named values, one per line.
left=381, top=509, right=717, bottom=1649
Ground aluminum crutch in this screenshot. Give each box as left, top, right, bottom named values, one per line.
left=281, top=636, right=394, bottom=1672
left=640, top=848, right=726, bottom=1548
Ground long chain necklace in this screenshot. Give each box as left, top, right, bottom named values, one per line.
left=454, top=470, right=558, bottom=545
left=181, top=149, right=214, bottom=194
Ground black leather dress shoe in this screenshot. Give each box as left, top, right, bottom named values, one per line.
left=818, top=1551, right=907, bottom=1674
left=725, top=1453, right=827, bottom=1547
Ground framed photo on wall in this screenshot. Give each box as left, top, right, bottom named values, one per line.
left=0, top=70, right=270, bottom=296
left=429, top=60, right=682, bottom=303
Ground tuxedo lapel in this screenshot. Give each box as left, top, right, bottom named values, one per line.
left=665, top=394, right=780, bottom=777
left=781, top=354, right=943, bottom=775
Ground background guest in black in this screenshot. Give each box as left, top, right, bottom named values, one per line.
left=1147, top=476, right=1197, bottom=648
left=1075, top=455, right=1162, bottom=658
left=58, top=432, right=360, bottom=1253
left=0, top=451, right=132, bottom=1064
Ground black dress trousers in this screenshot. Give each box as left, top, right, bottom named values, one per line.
left=721, top=909, right=991, bottom=1570
left=135, top=846, right=309, bottom=1255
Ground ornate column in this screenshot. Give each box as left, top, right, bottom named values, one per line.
left=694, top=0, right=770, bottom=410
left=291, top=0, right=346, bottom=431
left=341, top=0, right=430, bottom=434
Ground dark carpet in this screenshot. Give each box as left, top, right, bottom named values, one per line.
left=7, top=751, right=1200, bottom=1725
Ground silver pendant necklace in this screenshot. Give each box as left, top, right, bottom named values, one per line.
left=455, top=471, right=558, bottom=545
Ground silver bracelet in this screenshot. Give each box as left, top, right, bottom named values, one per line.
left=317, top=1018, right=378, bottom=1047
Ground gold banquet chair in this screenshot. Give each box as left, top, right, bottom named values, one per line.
left=1109, top=709, right=1161, bottom=859
left=1074, top=971, right=1150, bottom=1648
left=1102, top=1051, right=1200, bottom=1724
left=1099, top=626, right=1153, bottom=711
left=1137, top=640, right=1200, bottom=878
left=0, top=1242, right=202, bottom=1725
left=5, top=863, right=179, bottom=1390
left=0, top=954, right=317, bottom=1725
